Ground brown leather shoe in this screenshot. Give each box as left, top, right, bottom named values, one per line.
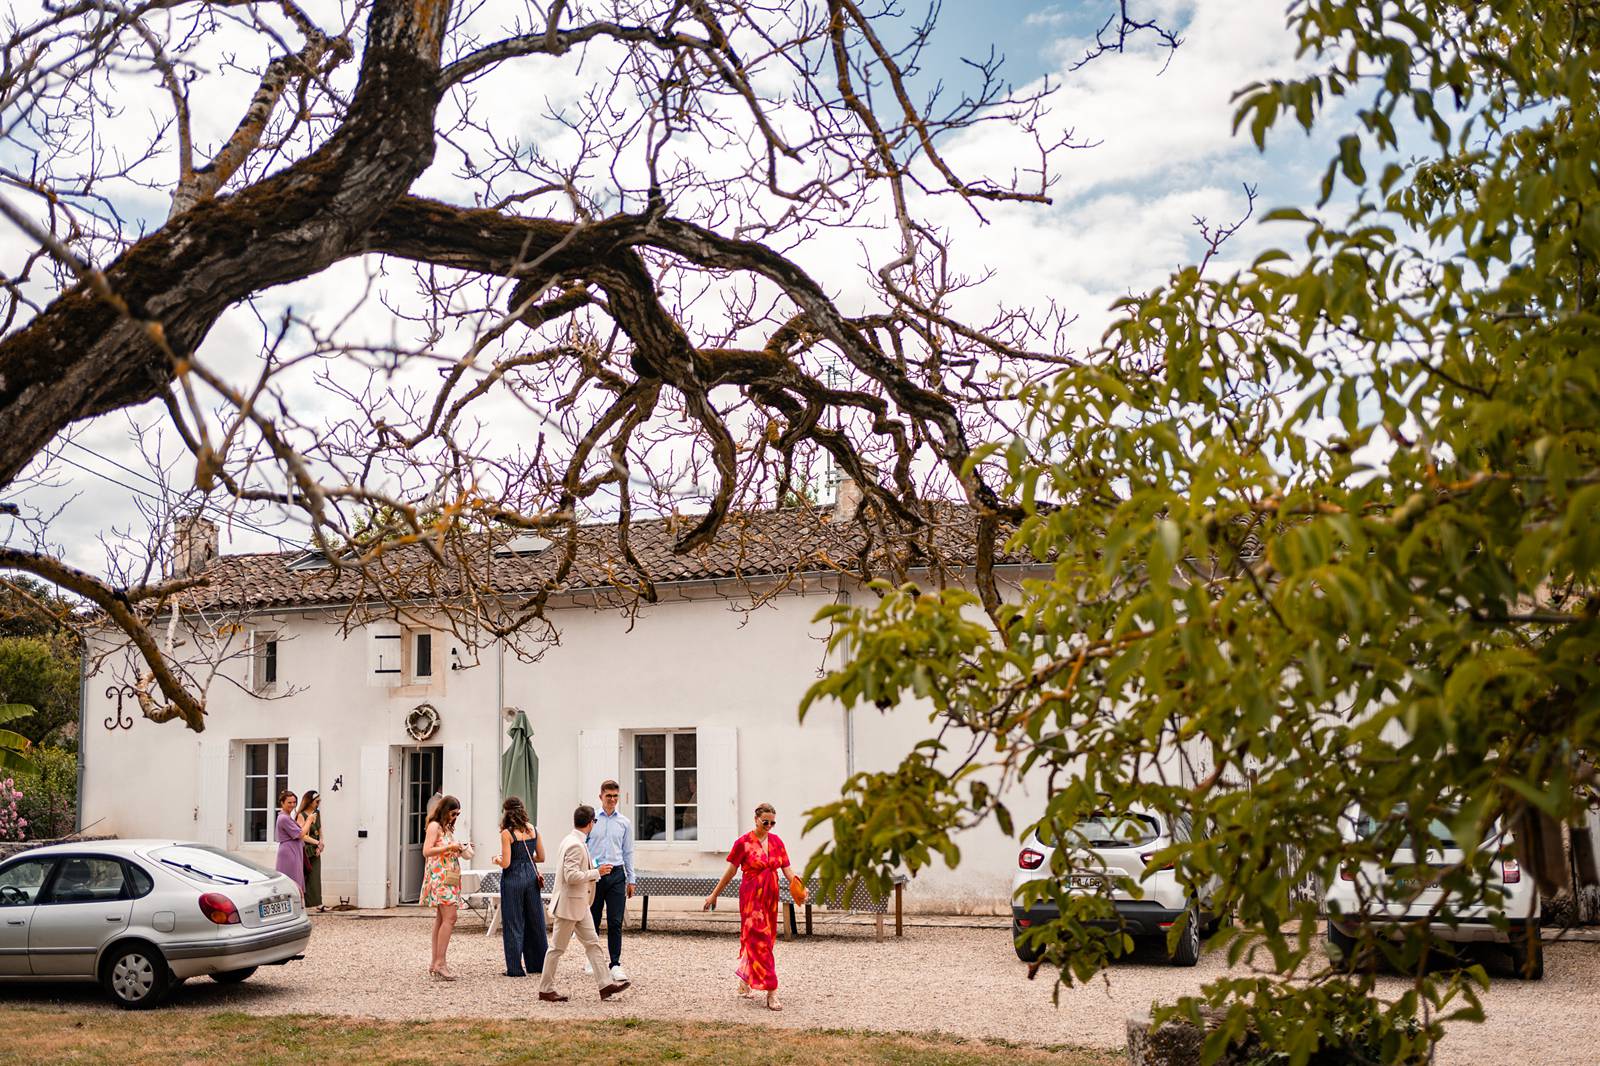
left=599, top=980, right=630, bottom=1000
left=538, top=991, right=568, bottom=1003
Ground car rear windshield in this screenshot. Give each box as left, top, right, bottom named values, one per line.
left=1354, top=808, right=1465, bottom=849
left=1069, top=814, right=1160, bottom=848
left=149, top=845, right=276, bottom=885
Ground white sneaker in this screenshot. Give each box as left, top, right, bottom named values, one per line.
left=610, top=964, right=627, bottom=983
left=582, top=961, right=592, bottom=975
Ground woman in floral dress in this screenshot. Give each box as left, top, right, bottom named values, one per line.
left=703, top=802, right=795, bottom=1010
left=421, top=794, right=472, bottom=980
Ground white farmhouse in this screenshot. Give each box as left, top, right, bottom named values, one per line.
left=79, top=490, right=1047, bottom=912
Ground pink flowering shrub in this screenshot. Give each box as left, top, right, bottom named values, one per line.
left=0, top=778, right=24, bottom=842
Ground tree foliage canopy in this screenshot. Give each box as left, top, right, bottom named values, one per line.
left=807, top=2, right=1600, bottom=1061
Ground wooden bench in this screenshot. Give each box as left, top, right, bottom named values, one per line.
left=634, top=871, right=908, bottom=941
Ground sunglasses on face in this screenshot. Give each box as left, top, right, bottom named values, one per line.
left=758, top=818, right=775, bottom=827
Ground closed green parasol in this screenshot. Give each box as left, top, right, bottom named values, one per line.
left=500, top=709, right=540, bottom=825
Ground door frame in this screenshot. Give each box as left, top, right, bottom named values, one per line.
left=395, top=745, right=443, bottom=905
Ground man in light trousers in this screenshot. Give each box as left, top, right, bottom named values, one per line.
left=538, top=804, right=630, bottom=1002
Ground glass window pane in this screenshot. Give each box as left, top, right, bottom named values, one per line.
left=634, top=733, right=665, bottom=769
left=674, top=769, right=697, bottom=805
left=415, top=633, right=432, bottom=677
left=275, top=742, right=289, bottom=773
left=636, top=806, right=667, bottom=843
left=151, top=846, right=274, bottom=884
left=246, top=743, right=266, bottom=775
left=673, top=731, right=696, bottom=768
left=47, top=857, right=127, bottom=904
left=0, top=859, right=54, bottom=905
left=674, top=805, right=698, bottom=840
left=635, top=769, right=666, bottom=805
left=248, top=776, right=267, bottom=811
left=247, top=810, right=268, bottom=843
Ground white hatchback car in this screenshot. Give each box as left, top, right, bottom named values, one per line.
left=1010, top=810, right=1219, bottom=966
left=0, top=840, right=312, bottom=1007
left=1325, top=810, right=1542, bottom=979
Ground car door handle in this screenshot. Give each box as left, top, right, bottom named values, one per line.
left=4, top=919, right=22, bottom=926
left=106, top=915, right=124, bottom=922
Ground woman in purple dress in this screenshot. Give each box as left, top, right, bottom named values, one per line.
left=273, top=789, right=306, bottom=896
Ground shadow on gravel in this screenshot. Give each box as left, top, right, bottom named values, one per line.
left=0, top=975, right=300, bottom=1012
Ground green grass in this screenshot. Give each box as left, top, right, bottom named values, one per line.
left=0, top=1008, right=1123, bottom=1065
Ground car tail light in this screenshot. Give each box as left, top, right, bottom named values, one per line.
left=199, top=892, right=240, bottom=925
left=1502, top=859, right=1521, bottom=885
left=1140, top=851, right=1175, bottom=871
left=1339, top=868, right=1356, bottom=881
left=1016, top=918, right=1032, bottom=928
left=1018, top=848, right=1045, bottom=870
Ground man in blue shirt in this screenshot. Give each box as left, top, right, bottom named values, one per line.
left=586, top=779, right=635, bottom=982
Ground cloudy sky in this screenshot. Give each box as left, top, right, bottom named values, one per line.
left=2, top=0, right=1338, bottom=575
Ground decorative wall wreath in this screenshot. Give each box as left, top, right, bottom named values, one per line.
left=405, top=702, right=441, bottom=741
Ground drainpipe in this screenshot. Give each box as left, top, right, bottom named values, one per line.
left=836, top=586, right=855, bottom=777
left=495, top=637, right=505, bottom=791
left=75, top=639, right=88, bottom=832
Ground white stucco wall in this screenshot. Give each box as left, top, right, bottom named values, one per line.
left=80, top=571, right=1049, bottom=913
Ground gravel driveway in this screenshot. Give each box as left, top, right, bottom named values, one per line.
left=6, top=911, right=1596, bottom=1064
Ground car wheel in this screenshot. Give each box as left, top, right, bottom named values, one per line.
left=1327, top=920, right=1363, bottom=973
left=1168, top=907, right=1201, bottom=967
left=1012, top=920, right=1044, bottom=963
left=101, top=942, right=172, bottom=1009
left=211, top=967, right=258, bottom=985
left=1508, top=928, right=1545, bottom=981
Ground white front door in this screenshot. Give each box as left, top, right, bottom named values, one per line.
left=399, top=746, right=443, bottom=904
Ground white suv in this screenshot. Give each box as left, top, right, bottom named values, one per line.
left=1324, top=809, right=1543, bottom=979
left=1010, top=809, right=1218, bottom=966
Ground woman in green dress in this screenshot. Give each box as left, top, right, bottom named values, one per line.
left=297, top=790, right=326, bottom=911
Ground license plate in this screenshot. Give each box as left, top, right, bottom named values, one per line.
left=259, top=896, right=292, bottom=919
left=1067, top=874, right=1105, bottom=892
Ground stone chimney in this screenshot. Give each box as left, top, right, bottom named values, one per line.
left=833, top=476, right=864, bottom=522
left=173, top=514, right=218, bottom=577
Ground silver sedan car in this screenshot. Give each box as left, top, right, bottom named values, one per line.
left=0, top=839, right=311, bottom=1008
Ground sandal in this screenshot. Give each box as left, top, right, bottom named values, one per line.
left=766, top=997, right=783, bottom=1011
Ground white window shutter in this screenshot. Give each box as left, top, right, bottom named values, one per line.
left=366, top=621, right=403, bottom=686
left=288, top=736, right=320, bottom=798
left=697, top=726, right=738, bottom=854
left=577, top=729, right=619, bottom=807
left=443, top=742, right=473, bottom=842
left=196, top=737, right=230, bottom=849
left=357, top=744, right=390, bottom=908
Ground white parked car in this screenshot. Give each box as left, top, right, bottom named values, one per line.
left=0, top=840, right=312, bottom=1007
left=1010, top=809, right=1219, bottom=966
left=1325, top=810, right=1542, bottom=979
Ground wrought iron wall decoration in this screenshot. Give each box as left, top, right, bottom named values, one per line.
left=104, top=684, right=137, bottom=731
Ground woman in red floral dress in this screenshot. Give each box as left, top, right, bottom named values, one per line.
left=704, top=802, right=795, bottom=1010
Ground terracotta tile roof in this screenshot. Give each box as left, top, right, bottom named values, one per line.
left=172, top=503, right=1026, bottom=614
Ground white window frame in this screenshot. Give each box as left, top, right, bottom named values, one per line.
left=626, top=728, right=698, bottom=846
left=407, top=629, right=434, bottom=683
left=251, top=630, right=279, bottom=694
left=241, top=740, right=290, bottom=844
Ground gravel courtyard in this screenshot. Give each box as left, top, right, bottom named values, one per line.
left=5, top=911, right=1596, bottom=1064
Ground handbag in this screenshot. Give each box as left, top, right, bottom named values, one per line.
left=788, top=874, right=808, bottom=905
left=440, top=836, right=462, bottom=887
left=520, top=832, right=544, bottom=889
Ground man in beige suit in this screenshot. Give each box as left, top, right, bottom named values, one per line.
left=539, top=804, right=630, bottom=1001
